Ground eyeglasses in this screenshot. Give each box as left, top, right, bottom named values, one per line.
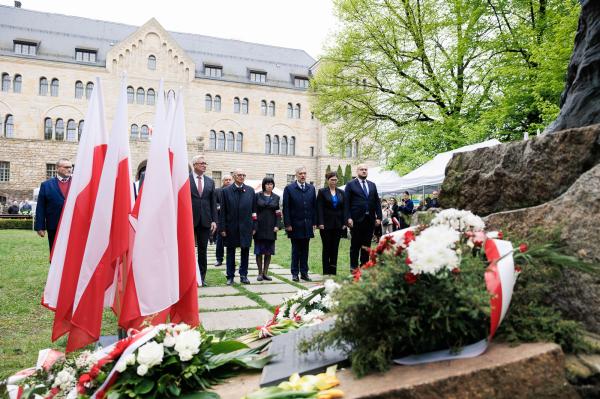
left=194, top=162, right=207, bottom=165
left=236, top=174, right=247, bottom=177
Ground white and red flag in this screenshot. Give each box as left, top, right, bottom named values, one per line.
left=168, top=91, right=199, bottom=325
left=42, top=78, right=109, bottom=345
left=64, top=78, right=133, bottom=351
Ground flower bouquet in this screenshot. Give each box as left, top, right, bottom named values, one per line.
left=302, top=209, right=527, bottom=376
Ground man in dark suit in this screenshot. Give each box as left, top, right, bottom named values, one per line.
left=283, top=166, right=316, bottom=282
left=344, top=164, right=382, bottom=270
left=35, top=158, right=73, bottom=251
left=190, top=156, right=217, bottom=286
left=219, top=169, right=256, bottom=286
left=214, top=174, right=233, bottom=266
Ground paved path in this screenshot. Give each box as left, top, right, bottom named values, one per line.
left=198, top=244, right=324, bottom=332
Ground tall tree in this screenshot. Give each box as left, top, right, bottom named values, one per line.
left=336, top=165, right=345, bottom=186
left=344, top=164, right=353, bottom=183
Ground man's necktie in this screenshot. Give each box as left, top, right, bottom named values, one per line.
left=361, top=180, right=368, bottom=196
left=198, top=176, right=203, bottom=196
left=301, top=183, right=305, bottom=191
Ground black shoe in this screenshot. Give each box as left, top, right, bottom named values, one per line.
left=263, top=274, right=272, bottom=281
left=240, top=276, right=251, bottom=284
left=214, top=261, right=223, bottom=266
left=301, top=274, right=312, bottom=282
left=256, top=275, right=264, bottom=281
left=292, top=275, right=300, bottom=282
left=202, top=282, right=209, bottom=287
left=226, top=278, right=234, bottom=286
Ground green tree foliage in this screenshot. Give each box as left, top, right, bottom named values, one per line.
left=311, top=0, right=579, bottom=173
left=344, top=164, right=353, bottom=183
left=336, top=165, right=344, bottom=186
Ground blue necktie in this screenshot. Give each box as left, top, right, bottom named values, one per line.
left=361, top=180, right=368, bottom=197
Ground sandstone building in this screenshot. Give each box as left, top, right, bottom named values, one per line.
left=0, top=4, right=362, bottom=202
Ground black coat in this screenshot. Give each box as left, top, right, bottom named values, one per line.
left=254, top=192, right=281, bottom=241
left=344, top=178, right=382, bottom=223
left=282, top=181, right=316, bottom=239
left=218, top=184, right=256, bottom=248
left=190, top=174, right=218, bottom=229
left=316, top=187, right=345, bottom=230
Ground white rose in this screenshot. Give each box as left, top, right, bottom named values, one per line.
left=174, top=330, right=201, bottom=361
left=163, top=334, right=176, bottom=348
left=115, top=361, right=127, bottom=373
left=178, top=350, right=193, bottom=362
left=137, top=364, right=149, bottom=376
left=136, top=341, right=164, bottom=368
left=125, top=354, right=136, bottom=365
left=173, top=323, right=190, bottom=333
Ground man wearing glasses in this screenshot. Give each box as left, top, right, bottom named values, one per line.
left=219, top=169, right=256, bottom=285
left=190, top=156, right=218, bottom=287
left=35, top=158, right=73, bottom=252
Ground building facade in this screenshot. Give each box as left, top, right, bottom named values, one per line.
left=0, top=4, right=364, bottom=203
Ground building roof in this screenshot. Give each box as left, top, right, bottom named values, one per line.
left=0, top=5, right=316, bottom=89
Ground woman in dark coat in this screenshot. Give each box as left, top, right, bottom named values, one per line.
left=316, top=171, right=346, bottom=275
left=254, top=177, right=281, bottom=281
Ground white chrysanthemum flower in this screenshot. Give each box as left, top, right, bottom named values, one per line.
left=308, top=294, right=321, bottom=305
left=136, top=341, right=164, bottom=368
left=163, top=334, right=176, bottom=348
left=407, top=225, right=460, bottom=275
left=303, top=309, right=325, bottom=323
left=323, top=279, right=340, bottom=295
left=75, top=350, right=94, bottom=370
left=321, top=295, right=336, bottom=311
left=137, top=364, right=149, bottom=376
left=52, top=368, right=75, bottom=391
left=173, top=330, right=201, bottom=362
left=431, top=209, right=485, bottom=232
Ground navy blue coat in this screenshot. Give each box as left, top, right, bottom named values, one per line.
left=344, top=178, right=383, bottom=223
left=218, top=184, right=256, bottom=248
left=282, top=181, right=316, bottom=239
left=34, top=177, right=67, bottom=231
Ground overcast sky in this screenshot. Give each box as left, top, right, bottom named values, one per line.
left=1, top=0, right=338, bottom=59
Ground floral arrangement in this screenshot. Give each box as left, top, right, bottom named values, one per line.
left=6, top=323, right=270, bottom=399
left=302, top=209, right=529, bottom=376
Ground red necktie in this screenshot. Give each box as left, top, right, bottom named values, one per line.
left=197, top=175, right=203, bottom=196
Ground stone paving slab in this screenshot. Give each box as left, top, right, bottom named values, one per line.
left=244, top=283, right=299, bottom=294
left=259, top=293, right=293, bottom=306
left=269, top=268, right=293, bottom=275
left=198, top=286, right=241, bottom=297
left=200, top=295, right=260, bottom=311
left=299, top=281, right=322, bottom=288
left=267, top=263, right=284, bottom=269
left=245, top=275, right=283, bottom=284
left=200, top=308, right=273, bottom=330
left=221, top=269, right=260, bottom=276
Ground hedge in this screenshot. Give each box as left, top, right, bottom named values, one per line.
left=0, top=219, right=32, bottom=230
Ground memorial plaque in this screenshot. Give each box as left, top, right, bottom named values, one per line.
left=260, top=319, right=348, bottom=387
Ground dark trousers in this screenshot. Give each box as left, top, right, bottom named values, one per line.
left=320, top=229, right=340, bottom=275
left=226, top=246, right=249, bottom=279
left=47, top=229, right=57, bottom=252
left=350, top=216, right=375, bottom=269
left=195, top=226, right=210, bottom=282
left=215, top=233, right=224, bottom=263
left=291, top=238, right=310, bottom=277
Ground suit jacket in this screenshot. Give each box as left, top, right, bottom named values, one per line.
left=190, top=173, right=218, bottom=229
left=316, top=187, right=345, bottom=230
left=254, top=192, right=281, bottom=241
left=283, top=181, right=316, bottom=239
left=218, top=184, right=256, bottom=248
left=34, top=177, right=67, bottom=231
left=344, top=178, right=382, bottom=223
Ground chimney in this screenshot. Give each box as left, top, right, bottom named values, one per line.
left=14, top=1, right=22, bottom=8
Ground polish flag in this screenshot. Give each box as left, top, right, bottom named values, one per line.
left=119, top=80, right=180, bottom=328
left=42, top=78, right=109, bottom=344
left=64, top=78, right=133, bottom=351
left=168, top=91, right=199, bottom=325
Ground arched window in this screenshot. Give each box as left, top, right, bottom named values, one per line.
left=260, top=100, right=267, bottom=116
left=50, top=78, right=59, bottom=97
left=294, top=103, right=301, bottom=119
left=167, top=89, right=176, bottom=100
left=55, top=119, right=64, bottom=141
left=214, top=95, right=221, bottom=112
left=281, top=136, right=288, bottom=156
left=217, top=131, right=225, bottom=151
left=233, top=97, right=240, bottom=113
left=289, top=136, right=296, bottom=156
left=75, top=81, right=83, bottom=99
left=272, top=135, right=280, bottom=155
left=226, top=131, right=235, bottom=152
left=209, top=130, right=216, bottom=150
left=127, top=86, right=134, bottom=104
left=148, top=55, right=156, bottom=70
left=345, top=143, right=352, bottom=158
left=353, top=141, right=359, bottom=158
left=85, top=82, right=94, bottom=99
left=39, top=77, right=48, bottom=96
left=66, top=119, right=76, bottom=141
left=130, top=124, right=139, bottom=139
left=265, top=134, right=271, bottom=154
left=44, top=117, right=53, bottom=140
left=140, top=125, right=149, bottom=140
left=241, top=98, right=249, bottom=114
left=13, top=75, right=21, bottom=93
left=136, top=88, right=145, bottom=104
left=268, top=101, right=275, bottom=117
left=205, top=94, right=212, bottom=111
left=4, top=115, right=14, bottom=138
left=78, top=120, right=84, bottom=141
left=287, top=103, right=293, bottom=118
left=236, top=132, right=243, bottom=152
left=146, top=88, right=155, bottom=105
left=1, top=73, right=10, bottom=91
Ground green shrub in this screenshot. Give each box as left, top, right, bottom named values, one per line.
left=0, top=219, right=32, bottom=230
